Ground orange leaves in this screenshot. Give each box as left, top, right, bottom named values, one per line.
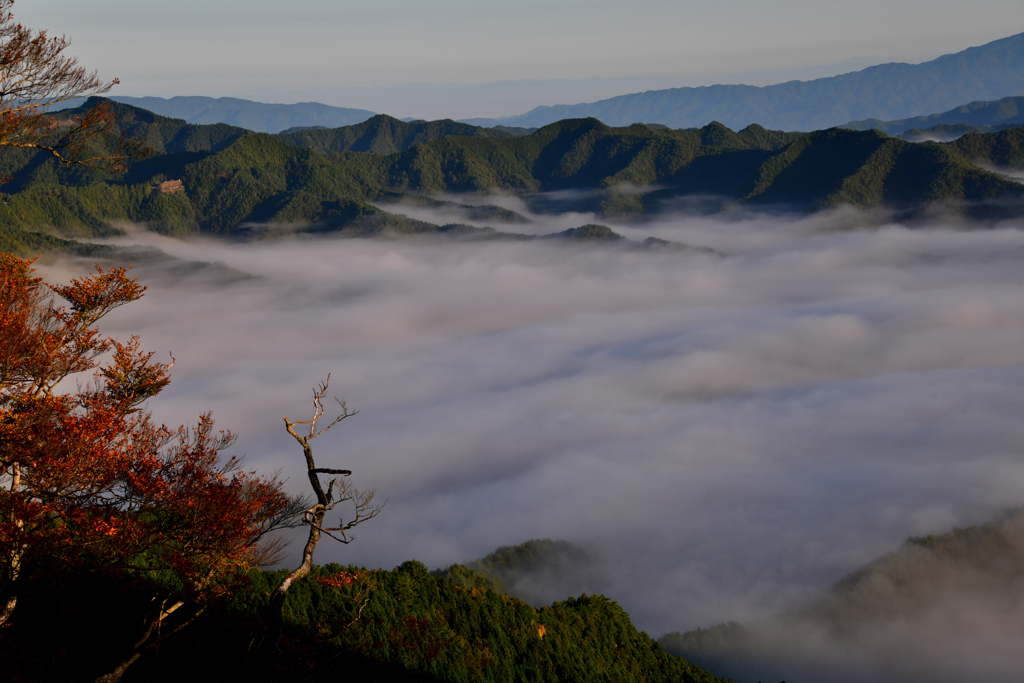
left=1, top=253, right=292, bottom=616
left=316, top=569, right=372, bottom=590
left=0, top=254, right=49, bottom=389
left=0, top=256, right=146, bottom=399
left=100, top=336, right=171, bottom=410
left=50, top=264, right=145, bottom=316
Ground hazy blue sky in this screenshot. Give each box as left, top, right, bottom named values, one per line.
left=20, top=1, right=1024, bottom=118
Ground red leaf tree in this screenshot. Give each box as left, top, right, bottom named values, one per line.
left=0, top=0, right=150, bottom=180
left=0, top=254, right=300, bottom=682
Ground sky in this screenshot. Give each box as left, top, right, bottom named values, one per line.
left=18, top=0, right=1024, bottom=118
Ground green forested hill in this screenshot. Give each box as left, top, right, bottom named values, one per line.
left=744, top=127, right=1024, bottom=211
left=256, top=560, right=723, bottom=683
left=2, top=100, right=1024, bottom=254
left=948, top=126, right=1024, bottom=167
left=1, top=552, right=727, bottom=683
left=374, top=119, right=799, bottom=195
left=275, top=114, right=529, bottom=155
left=659, top=507, right=1024, bottom=682
left=0, top=98, right=250, bottom=195
left=842, top=95, right=1024, bottom=136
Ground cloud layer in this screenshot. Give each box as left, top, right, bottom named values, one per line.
left=39, top=208, right=1024, bottom=680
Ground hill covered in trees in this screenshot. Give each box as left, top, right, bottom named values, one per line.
left=275, top=114, right=534, bottom=154
left=659, top=507, right=1024, bottom=682
left=1, top=545, right=727, bottom=683
left=2, top=99, right=1024, bottom=255
left=839, top=94, right=1024, bottom=137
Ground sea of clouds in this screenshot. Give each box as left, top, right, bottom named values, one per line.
left=38, top=202, right=1024, bottom=682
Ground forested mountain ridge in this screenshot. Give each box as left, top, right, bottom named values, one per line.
left=841, top=95, right=1024, bottom=136
left=275, top=114, right=533, bottom=154
left=470, top=32, right=1024, bottom=131
left=2, top=100, right=1024, bottom=254
left=948, top=125, right=1024, bottom=167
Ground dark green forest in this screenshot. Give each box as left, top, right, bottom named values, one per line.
left=3, top=98, right=1023, bottom=255
left=0, top=541, right=726, bottom=683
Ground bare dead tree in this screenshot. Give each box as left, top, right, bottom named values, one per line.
left=266, top=375, right=383, bottom=655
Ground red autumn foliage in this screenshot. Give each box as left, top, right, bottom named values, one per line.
left=315, top=569, right=371, bottom=590
left=0, top=254, right=295, bottom=679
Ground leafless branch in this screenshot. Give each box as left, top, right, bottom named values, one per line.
left=267, top=375, right=381, bottom=656
left=312, top=468, right=351, bottom=475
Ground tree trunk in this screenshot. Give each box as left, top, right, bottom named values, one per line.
left=93, top=653, right=143, bottom=683
left=0, top=543, right=22, bottom=626
left=266, top=507, right=324, bottom=656
left=0, top=533, right=24, bottom=627
left=265, top=386, right=373, bottom=662
left=92, top=600, right=201, bottom=683
left=0, top=463, right=24, bottom=627
left=267, top=423, right=332, bottom=657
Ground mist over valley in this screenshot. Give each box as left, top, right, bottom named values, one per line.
left=32, top=196, right=1024, bottom=681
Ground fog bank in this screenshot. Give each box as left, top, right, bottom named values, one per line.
left=38, top=209, right=1024, bottom=681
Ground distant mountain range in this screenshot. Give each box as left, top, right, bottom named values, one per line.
left=108, top=96, right=376, bottom=134
left=102, top=33, right=1024, bottom=137
left=462, top=32, right=1024, bottom=131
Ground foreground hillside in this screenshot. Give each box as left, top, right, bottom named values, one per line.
left=1, top=551, right=726, bottom=683
left=2, top=99, right=1024, bottom=254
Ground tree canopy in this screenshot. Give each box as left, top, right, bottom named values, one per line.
left=0, top=254, right=295, bottom=681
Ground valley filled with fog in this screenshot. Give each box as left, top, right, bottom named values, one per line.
left=40, top=201, right=1024, bottom=681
